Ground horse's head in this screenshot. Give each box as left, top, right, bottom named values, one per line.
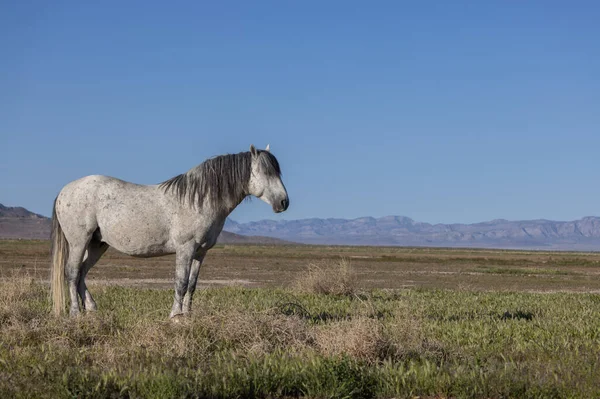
left=248, top=144, right=289, bottom=213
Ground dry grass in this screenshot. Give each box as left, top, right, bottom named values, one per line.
left=315, top=316, right=388, bottom=362
left=2, top=240, right=600, bottom=397
left=384, top=303, right=447, bottom=363
left=0, top=276, right=599, bottom=398
left=0, top=279, right=117, bottom=352
left=193, top=307, right=314, bottom=356
left=293, top=258, right=357, bottom=296
left=0, top=275, right=415, bottom=368
left=0, top=274, right=46, bottom=327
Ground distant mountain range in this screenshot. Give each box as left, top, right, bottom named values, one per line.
left=225, top=215, right=600, bottom=251
left=0, top=204, right=51, bottom=239
left=0, top=204, right=289, bottom=245
left=4, top=203, right=600, bottom=250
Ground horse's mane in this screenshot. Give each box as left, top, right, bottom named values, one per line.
left=159, top=150, right=281, bottom=211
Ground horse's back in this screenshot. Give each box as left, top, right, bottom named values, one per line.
left=56, top=175, right=174, bottom=255
left=57, top=175, right=149, bottom=213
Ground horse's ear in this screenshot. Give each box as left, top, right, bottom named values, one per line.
left=250, top=144, right=257, bottom=156
left=265, top=144, right=270, bottom=152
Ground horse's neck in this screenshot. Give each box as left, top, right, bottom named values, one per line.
left=221, top=194, right=248, bottom=217
left=189, top=194, right=248, bottom=221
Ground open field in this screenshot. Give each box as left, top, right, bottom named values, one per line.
left=2, top=240, right=600, bottom=292
left=1, top=240, right=600, bottom=398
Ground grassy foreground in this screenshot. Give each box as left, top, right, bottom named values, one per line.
left=1, top=267, right=599, bottom=399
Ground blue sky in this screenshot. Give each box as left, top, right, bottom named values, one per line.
left=1, top=1, right=599, bottom=224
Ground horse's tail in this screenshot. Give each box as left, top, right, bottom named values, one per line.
left=50, top=197, right=68, bottom=316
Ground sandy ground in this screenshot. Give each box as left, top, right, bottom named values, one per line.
left=2, top=240, right=600, bottom=292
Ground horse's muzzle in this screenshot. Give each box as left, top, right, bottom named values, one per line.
left=274, top=197, right=289, bottom=213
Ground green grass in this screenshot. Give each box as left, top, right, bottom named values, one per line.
left=1, top=277, right=599, bottom=398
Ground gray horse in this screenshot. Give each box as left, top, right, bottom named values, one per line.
left=51, top=145, right=289, bottom=317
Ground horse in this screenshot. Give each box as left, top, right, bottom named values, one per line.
left=50, top=144, right=289, bottom=318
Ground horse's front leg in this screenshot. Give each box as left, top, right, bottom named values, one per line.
left=183, top=252, right=206, bottom=314
left=170, top=246, right=195, bottom=318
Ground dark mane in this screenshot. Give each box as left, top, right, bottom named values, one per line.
left=159, top=150, right=281, bottom=210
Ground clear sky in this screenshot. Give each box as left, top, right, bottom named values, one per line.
left=1, top=1, right=599, bottom=224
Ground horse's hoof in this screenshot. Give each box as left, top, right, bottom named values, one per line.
left=170, top=314, right=185, bottom=323
left=85, top=302, right=98, bottom=312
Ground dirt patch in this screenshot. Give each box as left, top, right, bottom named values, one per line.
left=2, top=239, right=600, bottom=292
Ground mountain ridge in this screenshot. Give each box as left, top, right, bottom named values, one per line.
left=225, top=215, right=600, bottom=250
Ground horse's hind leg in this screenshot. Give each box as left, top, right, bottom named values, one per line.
left=78, top=240, right=109, bottom=312
left=65, top=241, right=88, bottom=317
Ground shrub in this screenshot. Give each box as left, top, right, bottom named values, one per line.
left=293, top=258, right=357, bottom=296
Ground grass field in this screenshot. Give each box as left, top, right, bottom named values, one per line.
left=1, top=240, right=599, bottom=398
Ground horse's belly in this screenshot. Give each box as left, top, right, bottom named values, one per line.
left=100, top=225, right=173, bottom=256
left=97, top=210, right=173, bottom=257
